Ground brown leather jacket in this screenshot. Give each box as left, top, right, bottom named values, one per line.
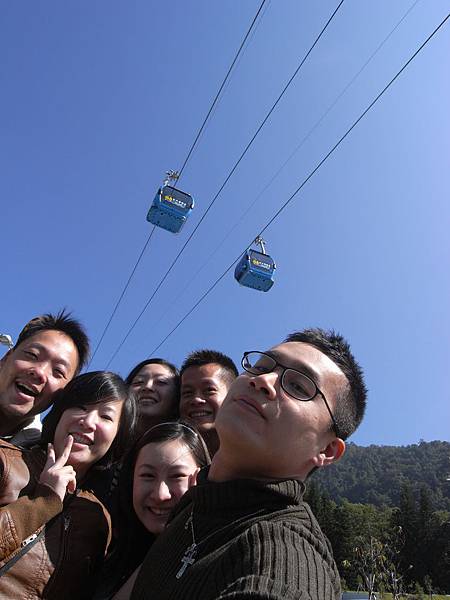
left=0, top=442, right=111, bottom=599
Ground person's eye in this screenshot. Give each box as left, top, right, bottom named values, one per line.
left=155, top=379, right=169, bottom=386
left=131, top=380, right=143, bottom=387
left=181, top=390, right=192, bottom=398
left=101, top=414, right=114, bottom=422
left=140, top=472, right=154, bottom=480
left=53, top=368, right=66, bottom=379
left=206, top=388, right=218, bottom=395
left=290, top=382, right=304, bottom=392
left=171, top=473, right=188, bottom=480
left=288, top=380, right=310, bottom=397
left=24, top=350, right=38, bottom=360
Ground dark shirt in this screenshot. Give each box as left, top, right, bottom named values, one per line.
left=131, top=470, right=341, bottom=600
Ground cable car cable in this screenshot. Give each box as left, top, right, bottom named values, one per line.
left=87, top=225, right=157, bottom=369
left=193, top=1, right=271, bottom=138
left=104, top=0, right=346, bottom=368
left=87, top=2, right=269, bottom=368
left=147, top=9, right=450, bottom=354
left=147, top=0, right=421, bottom=314
left=178, top=0, right=269, bottom=179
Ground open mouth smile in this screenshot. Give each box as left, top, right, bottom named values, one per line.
left=146, top=506, right=173, bottom=517
left=188, top=410, right=213, bottom=420
left=70, top=432, right=93, bottom=446
left=139, top=395, right=159, bottom=405
left=15, top=381, right=39, bottom=400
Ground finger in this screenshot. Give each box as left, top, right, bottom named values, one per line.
left=44, top=443, right=56, bottom=469
left=54, top=435, right=73, bottom=468
left=66, top=474, right=77, bottom=495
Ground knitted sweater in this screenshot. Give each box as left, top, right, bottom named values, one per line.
left=131, top=472, right=341, bottom=600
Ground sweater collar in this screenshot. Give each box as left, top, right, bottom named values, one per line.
left=180, top=467, right=305, bottom=514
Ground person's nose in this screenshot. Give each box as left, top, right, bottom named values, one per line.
left=142, top=378, right=154, bottom=391
left=80, top=410, right=97, bottom=431
left=249, top=371, right=278, bottom=401
left=151, top=480, right=171, bottom=502
left=192, top=395, right=206, bottom=404
left=29, top=362, right=47, bottom=384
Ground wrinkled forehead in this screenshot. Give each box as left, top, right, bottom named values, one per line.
left=182, top=363, right=228, bottom=385
left=268, top=341, right=346, bottom=386
left=16, top=330, right=79, bottom=370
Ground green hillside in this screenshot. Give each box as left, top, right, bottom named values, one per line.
left=312, top=440, right=450, bottom=510
left=304, top=440, right=450, bottom=594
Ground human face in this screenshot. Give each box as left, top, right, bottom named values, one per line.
left=179, top=364, right=230, bottom=434
left=132, top=439, right=199, bottom=535
left=0, top=330, right=79, bottom=424
left=53, top=399, right=123, bottom=480
left=130, top=364, right=178, bottom=422
left=213, top=342, right=346, bottom=482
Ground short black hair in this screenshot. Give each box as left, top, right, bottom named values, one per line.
left=284, top=328, right=367, bottom=440
left=41, top=371, right=137, bottom=468
left=180, top=349, right=238, bottom=387
left=15, top=309, right=90, bottom=374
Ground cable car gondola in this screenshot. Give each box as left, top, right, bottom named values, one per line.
left=234, top=236, right=276, bottom=292
left=147, top=171, right=194, bottom=234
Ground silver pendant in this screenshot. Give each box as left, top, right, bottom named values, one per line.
left=176, top=543, right=197, bottom=579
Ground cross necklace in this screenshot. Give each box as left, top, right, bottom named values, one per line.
left=175, top=506, right=266, bottom=579
left=176, top=512, right=198, bottom=578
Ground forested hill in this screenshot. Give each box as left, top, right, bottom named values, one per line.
left=312, top=440, right=450, bottom=510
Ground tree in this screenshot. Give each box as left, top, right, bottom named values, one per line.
left=352, top=536, right=386, bottom=599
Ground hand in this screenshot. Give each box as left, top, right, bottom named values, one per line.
left=39, top=435, right=77, bottom=502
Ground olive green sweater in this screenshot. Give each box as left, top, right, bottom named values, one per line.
left=131, top=472, right=341, bottom=600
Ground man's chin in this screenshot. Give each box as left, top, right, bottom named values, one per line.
left=1, top=399, right=35, bottom=419
left=195, top=422, right=215, bottom=435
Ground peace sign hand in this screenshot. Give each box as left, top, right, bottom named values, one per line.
left=39, top=435, right=77, bottom=502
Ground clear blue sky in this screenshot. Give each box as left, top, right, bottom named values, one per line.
left=1, top=1, right=449, bottom=447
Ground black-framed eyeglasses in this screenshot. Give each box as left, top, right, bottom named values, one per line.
left=241, top=351, right=340, bottom=438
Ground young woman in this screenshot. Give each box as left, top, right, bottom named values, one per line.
left=126, top=359, right=180, bottom=435
left=0, top=371, right=136, bottom=600
left=94, top=421, right=210, bottom=600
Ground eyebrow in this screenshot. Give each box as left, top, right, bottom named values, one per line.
left=266, top=350, right=321, bottom=382
left=102, top=405, right=118, bottom=415
left=137, top=461, right=193, bottom=470
left=26, top=342, right=71, bottom=369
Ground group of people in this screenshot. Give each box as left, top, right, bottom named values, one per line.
left=0, top=309, right=367, bottom=599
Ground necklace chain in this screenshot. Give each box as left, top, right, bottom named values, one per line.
left=175, top=506, right=265, bottom=579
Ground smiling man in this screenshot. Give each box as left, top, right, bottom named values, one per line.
left=0, top=311, right=90, bottom=447
left=179, top=349, right=238, bottom=455
left=131, top=328, right=367, bottom=600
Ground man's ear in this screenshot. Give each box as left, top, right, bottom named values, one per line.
left=0, top=350, right=11, bottom=371
left=314, top=438, right=346, bottom=469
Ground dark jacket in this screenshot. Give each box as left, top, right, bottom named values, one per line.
left=0, top=442, right=111, bottom=599
left=131, top=470, right=341, bottom=600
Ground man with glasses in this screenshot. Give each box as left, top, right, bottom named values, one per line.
left=131, top=328, right=367, bottom=600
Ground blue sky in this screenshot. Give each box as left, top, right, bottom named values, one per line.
left=1, top=1, right=449, bottom=447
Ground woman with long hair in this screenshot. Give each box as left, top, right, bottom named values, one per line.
left=94, top=421, right=210, bottom=600
left=0, top=370, right=137, bottom=599
left=126, top=359, right=180, bottom=436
